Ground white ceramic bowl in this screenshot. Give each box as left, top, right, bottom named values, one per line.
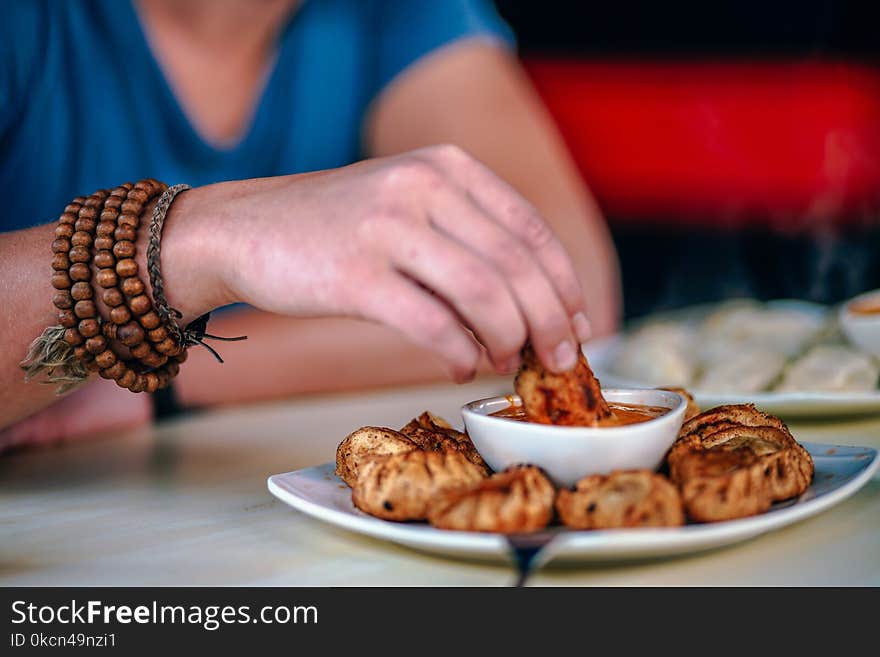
left=840, top=289, right=880, bottom=357
left=461, top=388, right=687, bottom=487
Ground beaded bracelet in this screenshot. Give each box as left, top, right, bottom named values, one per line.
left=43, top=182, right=167, bottom=392
left=21, top=179, right=244, bottom=394
left=94, top=180, right=182, bottom=393
left=47, top=190, right=110, bottom=382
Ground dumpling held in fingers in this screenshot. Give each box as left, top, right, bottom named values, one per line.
left=427, top=465, right=555, bottom=533
left=515, top=342, right=611, bottom=426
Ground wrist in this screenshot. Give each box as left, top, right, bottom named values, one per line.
left=137, top=184, right=238, bottom=325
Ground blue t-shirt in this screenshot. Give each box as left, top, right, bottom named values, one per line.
left=1, top=0, right=512, bottom=230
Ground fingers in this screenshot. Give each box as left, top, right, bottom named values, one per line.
left=416, top=144, right=591, bottom=342
left=357, top=272, right=482, bottom=382
left=388, top=222, right=529, bottom=373
left=422, top=183, right=579, bottom=373
left=0, top=377, right=151, bottom=452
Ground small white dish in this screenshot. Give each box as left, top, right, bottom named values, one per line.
left=840, top=289, right=880, bottom=357
left=460, top=389, right=687, bottom=487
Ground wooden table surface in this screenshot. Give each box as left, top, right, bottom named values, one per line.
left=2, top=378, right=878, bottom=586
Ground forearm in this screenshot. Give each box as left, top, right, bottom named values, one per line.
left=174, top=309, right=490, bottom=407
left=1, top=179, right=445, bottom=428
left=0, top=224, right=70, bottom=426
left=4, top=142, right=594, bottom=430
left=0, top=182, right=232, bottom=428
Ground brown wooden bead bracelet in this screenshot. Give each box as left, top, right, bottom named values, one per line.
left=94, top=180, right=184, bottom=392
left=53, top=189, right=110, bottom=356
left=24, top=179, right=243, bottom=394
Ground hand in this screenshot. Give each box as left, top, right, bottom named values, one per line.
left=166, top=145, right=593, bottom=381
left=0, top=377, right=152, bottom=454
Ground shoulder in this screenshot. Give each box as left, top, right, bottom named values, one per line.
left=371, top=0, right=514, bottom=46
left=367, top=0, right=515, bottom=92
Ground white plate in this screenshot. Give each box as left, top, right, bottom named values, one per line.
left=585, top=335, right=880, bottom=418
left=267, top=442, right=878, bottom=565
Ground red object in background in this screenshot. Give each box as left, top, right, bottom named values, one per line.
left=524, top=59, right=880, bottom=229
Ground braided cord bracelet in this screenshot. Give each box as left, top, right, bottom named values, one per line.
left=147, top=184, right=247, bottom=363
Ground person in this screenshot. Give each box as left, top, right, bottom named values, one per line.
left=0, top=0, right=620, bottom=451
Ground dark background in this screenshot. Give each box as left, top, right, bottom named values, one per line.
left=494, top=1, right=878, bottom=57
left=494, top=0, right=880, bottom=319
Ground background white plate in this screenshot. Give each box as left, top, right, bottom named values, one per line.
left=268, top=442, right=878, bottom=565
left=585, top=335, right=880, bottom=418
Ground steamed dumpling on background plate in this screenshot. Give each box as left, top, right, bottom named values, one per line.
left=606, top=299, right=879, bottom=396
left=611, top=322, right=696, bottom=387
left=698, top=300, right=826, bottom=359
left=776, top=345, right=880, bottom=393
left=696, top=348, right=787, bottom=393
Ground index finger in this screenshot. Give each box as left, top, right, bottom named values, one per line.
left=415, top=145, right=591, bottom=341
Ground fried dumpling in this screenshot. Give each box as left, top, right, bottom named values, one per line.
left=667, top=405, right=813, bottom=522
left=400, top=411, right=490, bottom=474
left=658, top=387, right=701, bottom=421
left=556, top=470, right=684, bottom=529
left=351, top=450, right=486, bottom=521
left=335, top=426, right=418, bottom=487
left=427, top=465, right=555, bottom=533
left=515, top=342, right=611, bottom=426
